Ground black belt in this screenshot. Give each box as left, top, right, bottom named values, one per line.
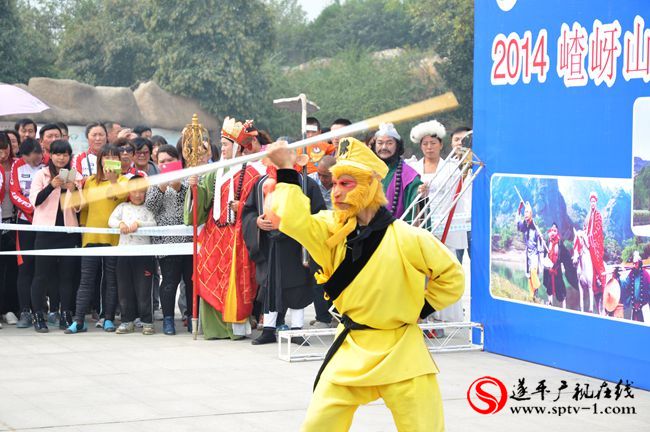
left=313, top=314, right=373, bottom=391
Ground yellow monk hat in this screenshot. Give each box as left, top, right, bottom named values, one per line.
left=335, top=137, right=389, bottom=179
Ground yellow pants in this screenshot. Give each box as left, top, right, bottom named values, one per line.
left=528, top=265, right=541, bottom=296
left=301, top=373, right=444, bottom=432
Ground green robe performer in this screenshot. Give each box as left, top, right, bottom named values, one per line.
left=371, top=122, right=422, bottom=221
left=185, top=117, right=264, bottom=339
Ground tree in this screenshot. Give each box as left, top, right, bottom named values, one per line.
left=634, top=165, right=650, bottom=209
left=261, top=48, right=447, bottom=142
left=0, top=0, right=23, bottom=83
left=56, top=0, right=154, bottom=87
left=407, top=0, right=474, bottom=124
left=302, top=0, right=413, bottom=62
left=265, top=0, right=309, bottom=65
left=0, top=0, right=59, bottom=83
left=147, top=0, right=275, bottom=120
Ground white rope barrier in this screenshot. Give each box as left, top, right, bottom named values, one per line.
left=0, top=223, right=195, bottom=236
left=0, top=242, right=193, bottom=256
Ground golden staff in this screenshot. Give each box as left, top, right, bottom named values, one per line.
left=181, top=114, right=210, bottom=340
left=68, top=92, right=460, bottom=207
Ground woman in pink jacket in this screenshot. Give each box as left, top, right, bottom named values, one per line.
left=29, top=140, right=82, bottom=333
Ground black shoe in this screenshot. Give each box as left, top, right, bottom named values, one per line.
left=251, top=327, right=276, bottom=345
left=60, top=311, right=73, bottom=330
left=33, top=312, right=49, bottom=333
left=290, top=327, right=310, bottom=346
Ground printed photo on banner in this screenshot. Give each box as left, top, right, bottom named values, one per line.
left=632, top=97, right=650, bottom=237
left=490, top=174, right=649, bottom=326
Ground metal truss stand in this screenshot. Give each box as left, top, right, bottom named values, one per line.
left=278, top=321, right=483, bottom=362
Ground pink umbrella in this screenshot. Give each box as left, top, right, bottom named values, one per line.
left=0, top=84, right=50, bottom=116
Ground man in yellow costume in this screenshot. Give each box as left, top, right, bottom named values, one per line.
left=266, top=137, right=464, bottom=431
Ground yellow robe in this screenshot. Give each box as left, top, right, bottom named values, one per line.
left=272, top=182, right=465, bottom=387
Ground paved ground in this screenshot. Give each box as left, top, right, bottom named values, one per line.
left=0, top=321, right=648, bottom=432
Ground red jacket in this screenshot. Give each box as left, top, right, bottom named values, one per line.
left=10, top=159, right=45, bottom=222
left=72, top=151, right=98, bottom=178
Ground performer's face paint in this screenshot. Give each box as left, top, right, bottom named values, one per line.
left=244, top=136, right=261, bottom=155
left=332, top=175, right=360, bottom=218
left=590, top=197, right=597, bottom=210
left=374, top=136, right=397, bottom=161
left=548, top=225, right=558, bottom=241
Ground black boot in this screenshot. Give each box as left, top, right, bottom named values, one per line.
left=290, top=327, right=310, bottom=346
left=60, top=311, right=73, bottom=330
left=251, top=327, right=276, bottom=345
left=33, top=312, right=49, bottom=333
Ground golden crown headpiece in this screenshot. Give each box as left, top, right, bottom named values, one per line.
left=221, top=116, right=258, bottom=149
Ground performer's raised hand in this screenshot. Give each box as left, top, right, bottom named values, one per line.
left=188, top=175, right=199, bottom=187
left=266, top=140, right=294, bottom=169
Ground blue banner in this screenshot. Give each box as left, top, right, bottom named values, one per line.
left=473, top=0, right=650, bottom=390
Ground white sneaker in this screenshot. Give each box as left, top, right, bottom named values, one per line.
left=3, top=312, right=18, bottom=325
left=95, top=318, right=105, bottom=328
left=153, top=309, right=164, bottom=321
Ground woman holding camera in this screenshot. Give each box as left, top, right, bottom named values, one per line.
left=29, top=140, right=83, bottom=332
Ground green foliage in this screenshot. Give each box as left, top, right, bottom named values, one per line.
left=604, top=237, right=622, bottom=263
left=634, top=165, right=650, bottom=209
left=621, top=237, right=650, bottom=263
left=147, top=0, right=274, bottom=120
left=571, top=202, right=588, bottom=224
left=259, top=48, right=447, bottom=142
left=56, top=0, right=154, bottom=87
left=0, top=0, right=22, bottom=83
left=0, top=0, right=59, bottom=83
left=265, top=0, right=309, bottom=65
left=3, top=0, right=475, bottom=137
left=406, top=0, right=474, bottom=123
left=302, top=0, right=413, bottom=62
